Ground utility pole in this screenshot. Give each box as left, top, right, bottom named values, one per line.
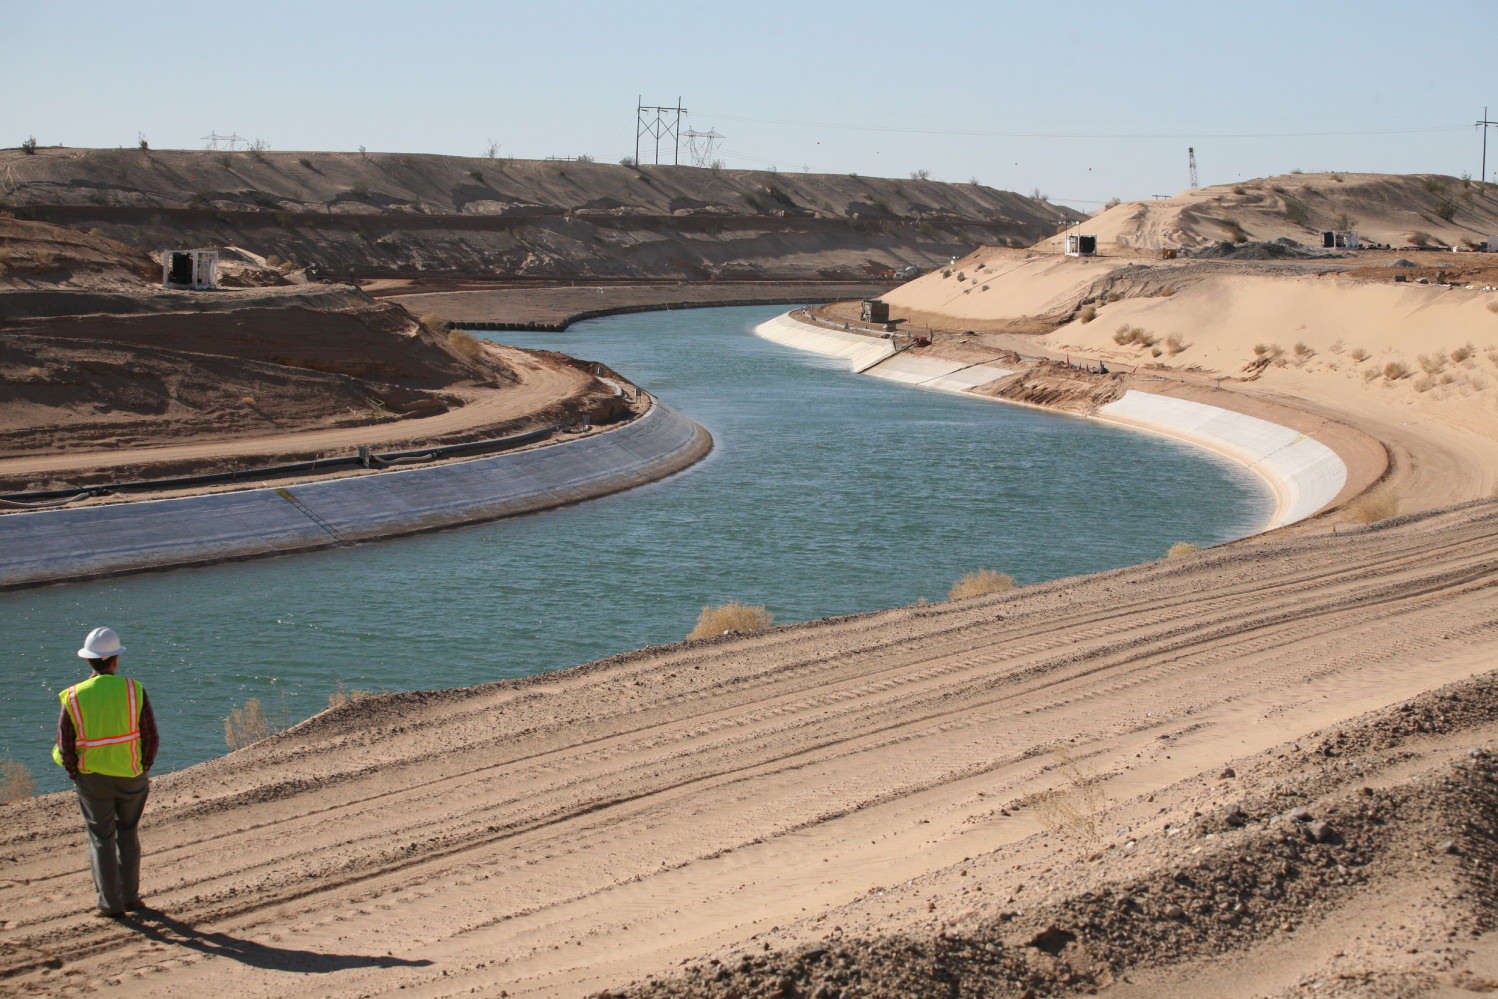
left=1188, top=147, right=1199, bottom=189
left=635, top=96, right=686, bottom=166
left=1477, top=107, right=1498, bottom=185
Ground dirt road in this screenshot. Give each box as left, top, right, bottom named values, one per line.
left=4, top=498, right=1494, bottom=998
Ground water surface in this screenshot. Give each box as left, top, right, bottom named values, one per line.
left=2, top=306, right=1269, bottom=791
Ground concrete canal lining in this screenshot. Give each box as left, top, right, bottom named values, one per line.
left=0, top=401, right=710, bottom=590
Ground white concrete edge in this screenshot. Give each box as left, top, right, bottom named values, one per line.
left=753, top=313, right=1347, bottom=532
left=0, top=402, right=712, bottom=589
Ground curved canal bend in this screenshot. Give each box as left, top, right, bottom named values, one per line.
left=3, top=305, right=1269, bottom=790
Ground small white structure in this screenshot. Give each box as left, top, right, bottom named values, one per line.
left=1064, top=234, right=1098, bottom=257
left=1318, top=230, right=1358, bottom=250
left=162, top=248, right=219, bottom=290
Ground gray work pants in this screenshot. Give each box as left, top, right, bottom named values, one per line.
left=72, top=771, right=150, bottom=914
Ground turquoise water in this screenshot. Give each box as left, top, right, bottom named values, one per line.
left=1, top=305, right=1269, bottom=792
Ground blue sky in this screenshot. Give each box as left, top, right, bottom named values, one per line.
left=4, top=0, right=1494, bottom=205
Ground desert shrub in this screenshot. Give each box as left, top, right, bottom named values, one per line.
left=910, top=168, right=931, bottom=181
left=1032, top=746, right=1110, bottom=845
left=1408, top=231, right=1433, bottom=247
left=264, top=253, right=282, bottom=268
left=1, top=759, right=34, bottom=803
left=955, top=272, right=965, bottom=282
left=1166, top=541, right=1198, bottom=557
left=1232, top=186, right=1246, bottom=195
left=942, top=268, right=952, bottom=278
left=1345, top=486, right=1398, bottom=524
left=328, top=680, right=376, bottom=709
left=1078, top=305, right=1097, bottom=324
left=420, top=314, right=451, bottom=334
left=21, top=135, right=36, bottom=154
left=1224, top=221, right=1250, bottom=243
left=1294, top=342, right=1316, bottom=360
left=1362, top=367, right=1381, bottom=382
left=1105, top=196, right=1122, bottom=208
left=1350, top=348, right=1370, bottom=362
left=1332, top=213, right=1358, bottom=231
left=448, top=329, right=484, bottom=360
left=1383, top=360, right=1410, bottom=380
left=1435, top=199, right=1458, bottom=222
left=1105, top=291, right=1124, bottom=303
left=1165, top=335, right=1187, bottom=355
left=1419, top=353, right=1446, bottom=374
left=1423, top=177, right=1448, bottom=194
left=33, top=249, right=55, bottom=269
left=1283, top=198, right=1311, bottom=226
left=1331, top=173, right=1344, bottom=182
left=948, top=569, right=1015, bottom=600
left=298, top=157, right=313, bottom=169
left=687, top=602, right=773, bottom=640
left=619, top=155, right=637, bottom=167
left=1452, top=344, right=1475, bottom=363
left=1414, top=376, right=1435, bottom=393
left=1113, top=325, right=1157, bottom=347
left=981, top=285, right=990, bottom=291
left=225, top=699, right=273, bottom=750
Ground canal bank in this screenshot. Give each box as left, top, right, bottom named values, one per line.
left=0, top=399, right=710, bottom=590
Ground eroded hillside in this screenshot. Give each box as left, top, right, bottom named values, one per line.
left=0, top=148, right=1071, bottom=280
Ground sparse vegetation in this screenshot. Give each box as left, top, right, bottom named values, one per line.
left=1166, top=541, right=1198, bottom=557
left=619, top=155, right=637, bottom=168
left=948, top=569, right=1015, bottom=601
left=1113, top=325, right=1157, bottom=348
left=21, top=135, right=37, bottom=154
left=1283, top=198, right=1311, bottom=226
left=449, top=329, right=484, bottom=360
left=687, top=602, right=773, bottom=640
left=1435, top=198, right=1458, bottom=222
left=1293, top=342, right=1316, bottom=361
left=1345, top=486, right=1399, bottom=524
left=1077, top=304, right=1098, bottom=324
left=225, top=698, right=275, bottom=750
left=1, top=758, right=34, bottom=803
left=1383, top=360, right=1410, bottom=381
left=1422, top=177, right=1449, bottom=195
left=1350, top=348, right=1370, bottom=362
left=1032, top=745, right=1111, bottom=845
left=1165, top=335, right=1187, bottom=355
left=1452, top=344, right=1475, bottom=364
left=328, top=680, right=377, bottom=709
left=910, top=169, right=930, bottom=181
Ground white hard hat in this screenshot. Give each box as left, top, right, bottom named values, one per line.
left=78, top=627, right=125, bottom=659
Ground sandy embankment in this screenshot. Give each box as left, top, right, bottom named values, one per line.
left=2, top=254, right=1497, bottom=998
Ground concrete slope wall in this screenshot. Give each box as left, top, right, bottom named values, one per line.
left=1097, top=391, right=1345, bottom=530
left=0, top=402, right=710, bottom=589
left=753, top=313, right=895, bottom=371
left=753, top=314, right=1346, bottom=531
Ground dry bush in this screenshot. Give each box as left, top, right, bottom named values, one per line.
left=1345, top=486, right=1399, bottom=524
left=328, top=680, right=376, bottom=709
left=1, top=759, right=35, bottom=804
left=1414, top=376, right=1436, bottom=393
left=225, top=699, right=275, bottom=750
left=1032, top=746, right=1111, bottom=845
left=1383, top=361, right=1410, bottom=381
left=687, top=602, right=773, bottom=640
left=1166, top=541, right=1199, bottom=557
left=1165, top=335, right=1187, bottom=355
left=420, top=313, right=451, bottom=335
left=1350, top=347, right=1370, bottom=362
left=1487, top=302, right=1498, bottom=315
left=1113, top=325, right=1157, bottom=347
left=948, top=569, right=1015, bottom=600
left=1419, top=353, right=1447, bottom=375
left=1362, top=368, right=1381, bottom=382
left=448, top=329, right=484, bottom=360
left=1293, top=342, right=1316, bottom=361
left=1451, top=344, right=1475, bottom=364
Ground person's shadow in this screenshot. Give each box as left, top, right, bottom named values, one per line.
left=127, top=908, right=434, bottom=973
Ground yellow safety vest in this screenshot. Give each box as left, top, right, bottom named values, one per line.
left=52, top=675, right=145, bottom=777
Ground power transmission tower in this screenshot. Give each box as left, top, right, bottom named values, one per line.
left=684, top=127, right=724, bottom=168
left=202, top=132, right=246, bottom=150
left=1188, top=147, right=1198, bottom=189
left=636, top=97, right=686, bottom=166
left=1478, top=107, right=1498, bottom=185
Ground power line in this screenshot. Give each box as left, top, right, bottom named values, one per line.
left=700, top=113, right=1467, bottom=141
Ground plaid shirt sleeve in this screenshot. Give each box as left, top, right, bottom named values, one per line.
left=139, top=690, right=158, bottom=773
left=56, top=705, right=79, bottom=779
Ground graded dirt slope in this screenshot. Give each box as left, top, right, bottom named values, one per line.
left=1, top=499, right=1495, bottom=999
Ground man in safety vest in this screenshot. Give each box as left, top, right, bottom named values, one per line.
left=53, top=626, right=159, bottom=918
